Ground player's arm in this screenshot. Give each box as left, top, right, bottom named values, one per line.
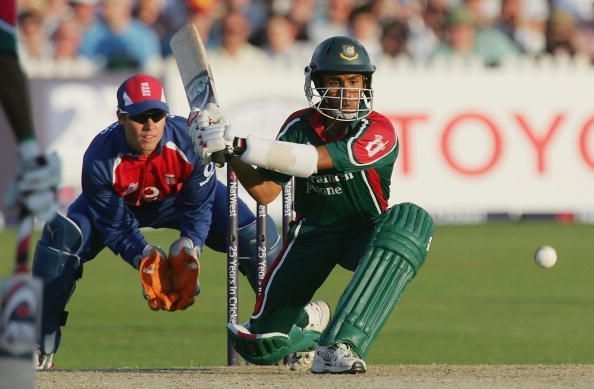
left=229, top=156, right=282, bottom=205
left=175, top=159, right=216, bottom=251
left=0, top=54, right=61, bottom=221
left=0, top=54, right=35, bottom=141
left=81, top=158, right=148, bottom=267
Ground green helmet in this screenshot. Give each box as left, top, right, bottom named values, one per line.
left=304, top=36, right=376, bottom=121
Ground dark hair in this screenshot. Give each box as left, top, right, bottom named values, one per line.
left=381, top=19, right=409, bottom=42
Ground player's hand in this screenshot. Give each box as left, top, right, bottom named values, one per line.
left=138, top=245, right=180, bottom=311
left=6, top=143, right=61, bottom=222
left=188, top=103, right=233, bottom=164
left=168, top=237, right=200, bottom=310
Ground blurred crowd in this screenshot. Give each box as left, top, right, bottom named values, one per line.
left=17, top=0, right=594, bottom=72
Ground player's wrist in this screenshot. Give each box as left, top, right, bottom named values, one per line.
left=18, top=138, right=42, bottom=161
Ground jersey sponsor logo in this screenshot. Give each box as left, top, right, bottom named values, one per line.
left=305, top=173, right=354, bottom=196
left=142, top=186, right=160, bottom=201
left=365, top=134, right=389, bottom=157
left=339, top=44, right=359, bottom=61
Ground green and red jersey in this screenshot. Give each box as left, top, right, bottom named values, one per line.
left=260, top=108, right=398, bottom=226
left=0, top=0, right=17, bottom=54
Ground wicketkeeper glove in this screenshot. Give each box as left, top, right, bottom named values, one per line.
left=138, top=245, right=179, bottom=311
left=168, top=237, right=201, bottom=311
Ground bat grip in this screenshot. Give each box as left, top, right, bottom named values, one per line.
left=212, top=150, right=226, bottom=168
left=15, top=207, right=34, bottom=274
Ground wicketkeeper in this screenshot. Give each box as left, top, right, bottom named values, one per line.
left=31, top=74, right=282, bottom=369
left=192, top=36, right=435, bottom=374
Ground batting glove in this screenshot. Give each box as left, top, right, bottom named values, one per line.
left=5, top=140, right=61, bottom=222
left=188, top=103, right=233, bottom=164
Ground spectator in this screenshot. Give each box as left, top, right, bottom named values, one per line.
left=309, top=0, right=355, bottom=43
left=134, top=0, right=178, bottom=56
left=465, top=0, right=501, bottom=28
left=43, top=0, right=71, bottom=36
left=70, top=0, right=99, bottom=31
left=432, top=6, right=521, bottom=66
left=51, top=16, right=83, bottom=60
left=407, top=0, right=451, bottom=62
left=79, top=0, right=161, bottom=70
left=186, top=0, right=218, bottom=48
left=225, top=0, right=269, bottom=42
left=553, top=0, right=594, bottom=23
left=379, top=19, right=411, bottom=61
left=263, top=14, right=312, bottom=65
left=496, top=0, right=548, bottom=56
left=368, top=0, right=400, bottom=24
left=50, top=15, right=98, bottom=74
left=209, top=10, right=266, bottom=66
left=286, top=0, right=317, bottom=41
left=545, top=10, right=580, bottom=56
left=18, top=11, right=52, bottom=62
left=348, top=5, right=381, bottom=60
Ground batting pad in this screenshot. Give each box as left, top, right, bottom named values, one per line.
left=227, top=323, right=289, bottom=365
left=227, top=323, right=321, bottom=365
left=320, top=203, right=434, bottom=357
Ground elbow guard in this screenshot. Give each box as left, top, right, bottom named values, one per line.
left=240, top=135, right=318, bottom=178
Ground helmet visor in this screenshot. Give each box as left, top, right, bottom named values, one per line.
left=307, top=85, right=373, bottom=121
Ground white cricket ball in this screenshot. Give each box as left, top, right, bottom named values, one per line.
left=534, top=245, right=557, bottom=268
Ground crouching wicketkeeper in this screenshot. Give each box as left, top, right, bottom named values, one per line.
left=31, top=74, right=282, bottom=369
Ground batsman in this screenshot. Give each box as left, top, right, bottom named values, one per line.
left=193, top=36, right=434, bottom=374
left=31, top=74, right=283, bottom=369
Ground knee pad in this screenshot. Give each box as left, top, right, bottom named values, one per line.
left=238, top=215, right=281, bottom=293
left=32, top=213, right=83, bottom=354
left=320, top=203, right=434, bottom=357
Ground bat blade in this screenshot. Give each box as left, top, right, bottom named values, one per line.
left=170, top=23, right=218, bottom=110
left=0, top=275, right=42, bottom=386
left=0, top=209, right=42, bottom=384
left=170, top=23, right=226, bottom=166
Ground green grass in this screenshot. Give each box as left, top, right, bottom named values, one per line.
left=1, top=223, right=593, bottom=368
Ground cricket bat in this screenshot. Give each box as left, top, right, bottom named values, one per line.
left=170, top=23, right=226, bottom=167
left=0, top=209, right=43, bottom=388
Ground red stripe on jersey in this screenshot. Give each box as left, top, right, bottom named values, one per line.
left=0, top=0, right=16, bottom=26
left=351, top=113, right=396, bottom=165
left=365, top=168, right=388, bottom=212
left=280, top=108, right=309, bottom=129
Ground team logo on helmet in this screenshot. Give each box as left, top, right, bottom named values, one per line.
left=339, top=44, right=359, bottom=61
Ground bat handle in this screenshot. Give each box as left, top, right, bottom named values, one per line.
left=212, top=150, right=226, bottom=168
left=15, top=208, right=34, bottom=274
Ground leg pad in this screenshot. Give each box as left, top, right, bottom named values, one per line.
left=320, top=203, right=434, bottom=357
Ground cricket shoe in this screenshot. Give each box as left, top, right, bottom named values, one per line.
left=289, top=300, right=331, bottom=371
left=34, top=347, right=55, bottom=370
left=311, top=343, right=367, bottom=374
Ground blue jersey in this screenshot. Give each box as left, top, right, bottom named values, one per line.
left=78, top=115, right=215, bottom=263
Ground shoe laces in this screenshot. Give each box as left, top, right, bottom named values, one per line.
left=323, top=343, right=355, bottom=360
